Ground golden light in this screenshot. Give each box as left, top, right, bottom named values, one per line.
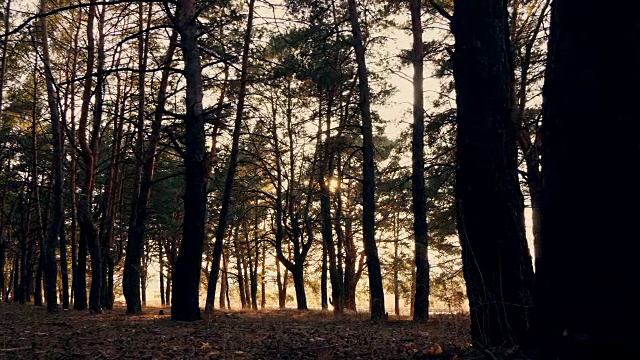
left=326, top=176, right=341, bottom=193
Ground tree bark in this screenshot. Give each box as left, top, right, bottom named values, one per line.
left=170, top=0, right=208, bottom=321
left=535, top=1, right=640, bottom=358
left=204, top=0, right=256, bottom=313
left=410, top=0, right=430, bottom=323
left=276, top=253, right=285, bottom=309
left=233, top=227, right=247, bottom=309
left=0, top=0, right=11, bottom=127
left=124, top=5, right=177, bottom=314
left=39, top=0, right=62, bottom=312
left=346, top=0, right=386, bottom=321
left=321, top=236, right=328, bottom=310
left=0, top=181, right=6, bottom=302
left=451, top=0, right=534, bottom=348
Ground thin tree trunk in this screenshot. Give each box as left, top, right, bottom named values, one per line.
left=347, top=0, right=385, bottom=321
left=393, top=212, right=400, bottom=317
left=124, top=8, right=177, bottom=315
left=34, top=252, right=43, bottom=306
left=205, top=0, right=256, bottom=313
left=321, top=238, right=328, bottom=310
left=260, top=245, right=265, bottom=310
left=75, top=0, right=103, bottom=313
left=219, top=251, right=227, bottom=309
left=343, top=217, right=357, bottom=311
left=276, top=253, right=285, bottom=309
left=68, top=18, right=82, bottom=308
left=0, top=0, right=11, bottom=125
left=410, top=0, right=430, bottom=323
left=159, top=238, right=165, bottom=306
left=233, top=227, right=247, bottom=309
left=0, top=181, right=6, bottom=302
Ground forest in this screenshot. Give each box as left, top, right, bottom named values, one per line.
left=0, top=0, right=638, bottom=359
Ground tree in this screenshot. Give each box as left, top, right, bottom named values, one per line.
left=410, top=0, right=429, bottom=322
left=535, top=1, right=640, bottom=358
left=347, top=0, right=385, bottom=321
left=123, top=3, right=178, bottom=314
left=171, top=0, right=208, bottom=321
left=204, top=0, right=256, bottom=313
left=451, top=0, right=534, bottom=348
left=38, top=0, right=61, bottom=313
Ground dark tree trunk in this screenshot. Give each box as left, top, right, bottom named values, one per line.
left=98, top=83, right=126, bottom=311
left=0, top=234, right=4, bottom=303
left=71, top=156, right=84, bottom=309
left=451, top=0, right=534, bottom=348
left=347, top=0, right=385, bottom=321
left=410, top=0, right=430, bottom=323
left=39, top=0, right=61, bottom=312
left=276, top=254, right=286, bottom=309
left=159, top=239, right=165, bottom=306
left=75, top=0, right=104, bottom=313
left=535, top=1, right=640, bottom=358
left=321, top=238, right=328, bottom=310
left=393, top=212, right=400, bottom=317
left=234, top=228, right=247, bottom=309
left=219, top=252, right=227, bottom=309
left=10, top=254, right=19, bottom=302
left=170, top=0, right=208, bottom=322
left=260, top=242, right=265, bottom=309
left=204, top=0, right=255, bottom=313
left=34, top=252, right=43, bottom=306
left=17, top=193, right=31, bottom=304
left=0, top=0, right=11, bottom=125
left=123, top=10, right=176, bottom=314
left=288, top=265, right=305, bottom=310
left=0, top=178, right=5, bottom=301
left=343, top=218, right=358, bottom=311
left=165, top=269, right=171, bottom=307
left=511, top=0, right=550, bottom=270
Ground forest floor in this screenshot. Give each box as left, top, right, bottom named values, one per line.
left=0, top=302, right=477, bottom=360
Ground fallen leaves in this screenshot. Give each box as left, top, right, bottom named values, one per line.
left=0, top=302, right=471, bottom=359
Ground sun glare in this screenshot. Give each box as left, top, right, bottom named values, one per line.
left=326, top=176, right=341, bottom=193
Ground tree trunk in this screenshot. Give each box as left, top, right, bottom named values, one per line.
left=0, top=0, right=10, bottom=303
left=260, top=245, right=265, bottom=310
left=535, top=1, right=640, bottom=358
left=170, top=0, right=208, bottom=321
left=410, top=0, right=430, bottom=323
left=34, top=252, right=43, bottom=306
left=511, top=0, right=550, bottom=270
left=204, top=0, right=256, bottom=313
left=321, top=238, right=328, bottom=310
left=292, top=266, right=306, bottom=311
left=0, top=0, right=11, bottom=127
left=159, top=239, right=165, bottom=306
left=347, top=0, right=386, bottom=321
left=0, top=183, right=5, bottom=303
left=219, top=252, right=227, bottom=309
left=124, top=7, right=177, bottom=314
left=451, top=0, right=534, bottom=348
left=343, top=218, right=358, bottom=311
left=393, top=212, right=400, bottom=317
left=165, top=269, right=171, bottom=307
left=276, top=253, right=285, bottom=309
left=234, top=227, right=247, bottom=309
left=17, top=195, right=30, bottom=305
left=75, top=0, right=104, bottom=313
